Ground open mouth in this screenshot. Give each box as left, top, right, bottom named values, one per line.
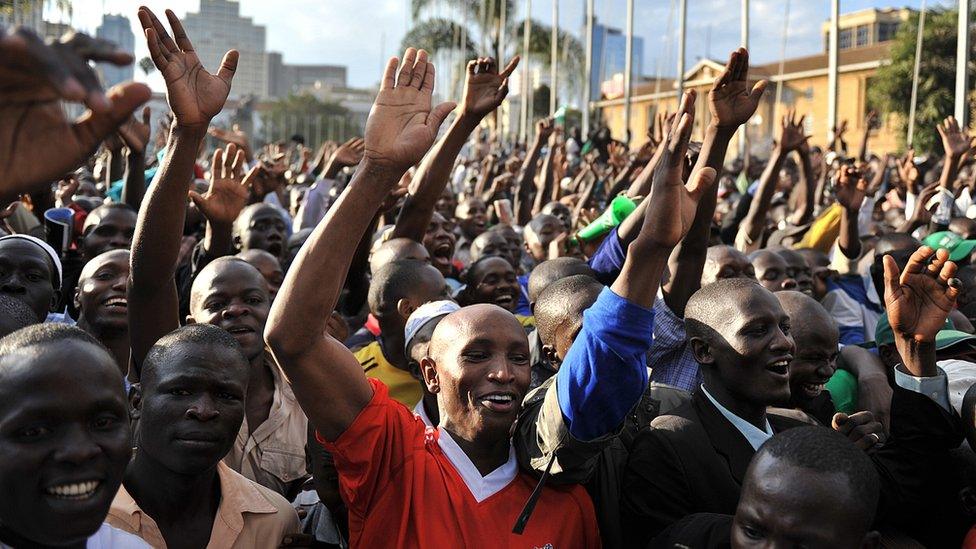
left=766, top=359, right=791, bottom=377
left=45, top=480, right=101, bottom=501
left=102, top=297, right=127, bottom=310
left=432, top=242, right=453, bottom=264
left=801, top=379, right=828, bottom=397
left=225, top=325, right=255, bottom=336
left=480, top=393, right=517, bottom=413
left=494, top=294, right=515, bottom=308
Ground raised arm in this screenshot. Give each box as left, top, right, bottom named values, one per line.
left=320, top=137, right=364, bottom=180
left=392, top=56, right=518, bottom=241
left=127, top=7, right=237, bottom=367
left=189, top=144, right=253, bottom=259
left=514, top=119, right=553, bottom=225
left=789, top=138, right=816, bottom=226
left=118, top=106, right=152, bottom=210
left=857, top=110, right=877, bottom=163
left=936, top=116, right=974, bottom=190
left=266, top=48, right=455, bottom=441
left=834, top=164, right=867, bottom=260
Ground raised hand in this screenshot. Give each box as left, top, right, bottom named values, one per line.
left=777, top=110, right=809, bottom=152
left=138, top=7, right=237, bottom=127
left=332, top=137, right=365, bottom=167
left=189, top=143, right=250, bottom=226
left=536, top=117, right=555, bottom=142
left=461, top=56, right=519, bottom=118
left=118, top=106, right=152, bottom=154
left=897, top=149, right=920, bottom=191
left=835, top=165, right=867, bottom=211
left=363, top=47, right=457, bottom=172
left=55, top=175, right=80, bottom=207
left=938, top=116, right=975, bottom=160
left=883, top=246, right=960, bottom=344
left=708, top=48, right=768, bottom=129
left=642, top=90, right=718, bottom=250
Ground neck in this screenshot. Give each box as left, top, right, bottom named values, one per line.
left=78, top=318, right=130, bottom=376
left=702, top=378, right=768, bottom=431
left=123, top=450, right=220, bottom=526
left=441, top=423, right=511, bottom=476
left=377, top=332, right=406, bottom=370
left=422, top=394, right=440, bottom=425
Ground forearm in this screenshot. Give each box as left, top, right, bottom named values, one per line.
left=533, top=148, right=556, bottom=213
left=320, top=157, right=345, bottom=180
left=392, top=113, right=477, bottom=241
left=939, top=153, right=962, bottom=190
left=838, top=205, right=861, bottom=260
left=858, top=129, right=869, bottom=163
left=339, top=214, right=379, bottom=316
left=120, top=148, right=146, bottom=210
left=894, top=338, right=938, bottom=379
left=201, top=220, right=234, bottom=259
left=791, top=150, right=815, bottom=225
left=514, top=138, right=544, bottom=224
left=739, top=148, right=786, bottom=241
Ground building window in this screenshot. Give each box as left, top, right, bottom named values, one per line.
left=856, top=25, right=869, bottom=47
left=804, top=87, right=814, bottom=100
left=839, top=28, right=853, bottom=50
left=878, top=21, right=899, bottom=42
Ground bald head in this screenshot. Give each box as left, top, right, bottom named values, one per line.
left=370, top=238, right=430, bottom=274
left=776, top=291, right=836, bottom=341
left=702, top=245, right=755, bottom=286
left=190, top=256, right=267, bottom=312
left=428, top=304, right=526, bottom=362
left=685, top=278, right=769, bottom=339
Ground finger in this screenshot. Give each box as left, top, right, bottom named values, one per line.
left=420, top=61, right=436, bottom=93
left=668, top=112, right=693, bottom=166
left=141, top=105, right=151, bottom=126
left=216, top=50, right=239, bottom=84
left=831, top=412, right=850, bottom=431
left=72, top=82, right=152, bottom=156
left=938, top=256, right=958, bottom=285
left=483, top=56, right=497, bottom=75
left=232, top=149, right=245, bottom=179
left=495, top=77, right=510, bottom=101
left=904, top=245, right=935, bottom=277
left=928, top=246, right=949, bottom=275
left=397, top=47, right=418, bottom=87
left=212, top=147, right=225, bottom=180
left=685, top=167, right=717, bottom=201
left=499, top=55, right=520, bottom=78
left=426, top=101, right=458, bottom=131
left=410, top=49, right=429, bottom=89
left=381, top=56, right=399, bottom=90
left=882, top=254, right=900, bottom=304
left=8, top=28, right=85, bottom=100
left=466, top=58, right=478, bottom=75
left=165, top=9, right=194, bottom=52
left=188, top=190, right=204, bottom=210
left=140, top=7, right=178, bottom=54
left=748, top=80, right=768, bottom=104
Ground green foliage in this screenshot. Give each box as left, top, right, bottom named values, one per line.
left=868, top=8, right=974, bottom=154
left=259, top=94, right=358, bottom=145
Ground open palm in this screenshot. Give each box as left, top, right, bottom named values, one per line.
left=138, top=7, right=237, bottom=127
left=709, top=48, right=767, bottom=129
left=190, top=144, right=249, bottom=226
left=884, top=246, right=960, bottom=343
left=364, top=48, right=456, bottom=172
left=461, top=56, right=519, bottom=118
left=835, top=165, right=867, bottom=211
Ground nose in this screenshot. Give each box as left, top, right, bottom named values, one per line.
left=111, top=275, right=127, bottom=291
left=186, top=394, right=220, bottom=422
left=221, top=302, right=249, bottom=319
left=780, top=277, right=797, bottom=290
left=0, top=274, right=25, bottom=294
left=770, top=325, right=795, bottom=355
left=487, top=359, right=517, bottom=385
left=54, top=425, right=102, bottom=464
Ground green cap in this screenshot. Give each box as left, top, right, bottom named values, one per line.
left=873, top=313, right=973, bottom=349
left=922, top=231, right=976, bottom=262
left=576, top=196, right=637, bottom=242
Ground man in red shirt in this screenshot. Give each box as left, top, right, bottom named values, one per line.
left=266, top=50, right=601, bottom=547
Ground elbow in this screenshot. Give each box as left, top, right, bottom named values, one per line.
left=264, top=315, right=303, bottom=358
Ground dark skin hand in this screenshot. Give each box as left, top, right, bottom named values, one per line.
left=514, top=118, right=554, bottom=225
left=0, top=27, right=151, bottom=199
left=835, top=164, right=867, bottom=260
left=190, top=143, right=255, bottom=259
left=119, top=106, right=152, bottom=210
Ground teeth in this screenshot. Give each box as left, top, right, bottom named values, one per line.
left=46, top=481, right=100, bottom=499
left=484, top=395, right=513, bottom=403
left=104, top=298, right=127, bottom=307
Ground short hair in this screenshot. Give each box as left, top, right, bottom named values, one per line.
left=534, top=275, right=603, bottom=345
left=685, top=277, right=763, bottom=340
left=370, top=238, right=427, bottom=274
left=0, top=323, right=108, bottom=357
left=368, top=260, right=440, bottom=316
left=0, top=294, right=42, bottom=331
left=190, top=256, right=266, bottom=310
left=460, top=255, right=512, bottom=286
left=527, top=258, right=596, bottom=303
left=754, top=426, right=880, bottom=526
left=526, top=214, right=560, bottom=239
left=874, top=233, right=921, bottom=257
left=142, top=324, right=248, bottom=380
left=84, top=203, right=135, bottom=228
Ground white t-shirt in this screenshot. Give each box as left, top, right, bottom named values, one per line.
left=2, top=523, right=150, bottom=549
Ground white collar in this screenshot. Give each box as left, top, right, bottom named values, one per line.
left=436, top=429, right=517, bottom=503
left=700, top=384, right=773, bottom=451
left=413, top=400, right=434, bottom=427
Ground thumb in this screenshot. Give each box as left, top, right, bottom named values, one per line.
left=686, top=167, right=717, bottom=201
left=881, top=254, right=900, bottom=304
left=831, top=412, right=849, bottom=431
left=73, top=82, right=152, bottom=152
left=217, top=49, right=239, bottom=84
left=188, top=191, right=205, bottom=211
left=426, top=101, right=457, bottom=132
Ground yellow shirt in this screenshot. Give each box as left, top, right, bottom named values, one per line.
left=354, top=341, right=423, bottom=407
left=516, top=314, right=535, bottom=328
left=106, top=462, right=300, bottom=548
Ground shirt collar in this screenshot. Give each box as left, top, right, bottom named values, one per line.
left=413, top=400, right=434, bottom=427
left=436, top=429, right=517, bottom=503
left=700, top=384, right=773, bottom=451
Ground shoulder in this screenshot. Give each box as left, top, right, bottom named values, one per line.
left=220, top=464, right=300, bottom=529
left=86, top=523, right=152, bottom=548
left=648, top=400, right=699, bottom=431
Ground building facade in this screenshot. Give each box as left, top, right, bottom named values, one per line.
left=95, top=14, right=134, bottom=89
left=267, top=52, right=347, bottom=98
left=591, top=22, right=644, bottom=101
left=181, top=0, right=268, bottom=100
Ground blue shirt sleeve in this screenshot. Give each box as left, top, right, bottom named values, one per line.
left=587, top=227, right=627, bottom=286
left=556, top=286, right=653, bottom=440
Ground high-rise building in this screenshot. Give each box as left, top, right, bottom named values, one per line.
left=181, top=0, right=268, bottom=99
left=591, top=22, right=644, bottom=101
left=267, top=52, right=347, bottom=98
left=95, top=14, right=134, bottom=89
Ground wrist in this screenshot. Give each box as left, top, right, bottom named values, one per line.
left=894, top=336, right=937, bottom=376
left=706, top=123, right=737, bottom=140
left=455, top=111, right=483, bottom=130
left=357, top=158, right=408, bottom=183
left=170, top=123, right=208, bottom=140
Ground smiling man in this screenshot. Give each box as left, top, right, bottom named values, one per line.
left=75, top=250, right=131, bottom=376
left=0, top=324, right=145, bottom=548
left=458, top=256, right=531, bottom=326
left=0, top=234, right=62, bottom=325
left=266, top=49, right=600, bottom=547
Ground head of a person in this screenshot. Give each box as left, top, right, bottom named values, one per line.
left=234, top=203, right=288, bottom=259
left=423, top=211, right=458, bottom=277
left=132, top=325, right=248, bottom=476
left=951, top=217, right=976, bottom=240
left=0, top=324, right=130, bottom=547
left=534, top=275, right=603, bottom=366
left=956, top=265, right=976, bottom=326
left=188, top=257, right=270, bottom=362
left=871, top=234, right=921, bottom=305
left=404, top=301, right=460, bottom=408
left=776, top=291, right=839, bottom=409
left=236, top=247, right=284, bottom=300
left=541, top=201, right=572, bottom=232
left=370, top=238, right=430, bottom=275
left=455, top=197, right=488, bottom=240
left=491, top=224, right=523, bottom=269
left=0, top=295, right=39, bottom=337
left=0, top=235, right=61, bottom=322
left=795, top=248, right=832, bottom=301
left=459, top=256, right=521, bottom=313
left=469, top=230, right=514, bottom=268
left=436, top=187, right=458, bottom=221
left=368, top=260, right=450, bottom=336
left=526, top=257, right=597, bottom=311
left=750, top=250, right=798, bottom=293
left=420, top=305, right=530, bottom=441
left=284, top=228, right=313, bottom=271
left=523, top=213, right=565, bottom=264
left=732, top=426, right=880, bottom=549
left=686, top=279, right=794, bottom=408
left=701, top=245, right=756, bottom=286
left=74, top=249, right=130, bottom=335
left=775, top=248, right=813, bottom=297
left=80, top=204, right=137, bottom=260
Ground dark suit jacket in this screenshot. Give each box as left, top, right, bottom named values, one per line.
left=620, top=390, right=810, bottom=546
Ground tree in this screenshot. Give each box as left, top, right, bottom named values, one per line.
left=868, top=8, right=975, bottom=154
left=258, top=93, right=358, bottom=147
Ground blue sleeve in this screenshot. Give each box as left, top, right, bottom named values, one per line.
left=556, top=286, right=653, bottom=440
left=586, top=227, right=627, bottom=286
left=838, top=325, right=866, bottom=346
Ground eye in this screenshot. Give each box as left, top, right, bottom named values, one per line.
left=463, top=350, right=489, bottom=362
left=94, top=271, right=114, bottom=281
left=740, top=523, right=765, bottom=541
left=25, top=271, right=45, bottom=283
left=746, top=325, right=768, bottom=337
left=16, top=425, right=51, bottom=439
left=169, top=388, right=191, bottom=397
left=509, top=353, right=530, bottom=365
left=205, top=301, right=225, bottom=311
left=217, top=392, right=240, bottom=401
left=92, top=416, right=119, bottom=430
left=780, top=322, right=791, bottom=335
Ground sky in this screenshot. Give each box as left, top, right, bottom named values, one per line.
left=55, top=0, right=957, bottom=92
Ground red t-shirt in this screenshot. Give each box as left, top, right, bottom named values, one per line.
left=321, top=379, right=601, bottom=548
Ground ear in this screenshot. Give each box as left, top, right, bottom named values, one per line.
left=689, top=336, right=714, bottom=366
left=72, top=287, right=82, bottom=312
left=542, top=344, right=561, bottom=368
left=420, top=356, right=440, bottom=394
left=396, top=298, right=416, bottom=321
left=861, top=531, right=881, bottom=549
left=185, top=315, right=196, bottom=325
left=49, top=289, right=61, bottom=313
left=128, top=383, right=143, bottom=420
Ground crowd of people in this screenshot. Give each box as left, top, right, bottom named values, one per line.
left=2, top=5, right=976, bottom=548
